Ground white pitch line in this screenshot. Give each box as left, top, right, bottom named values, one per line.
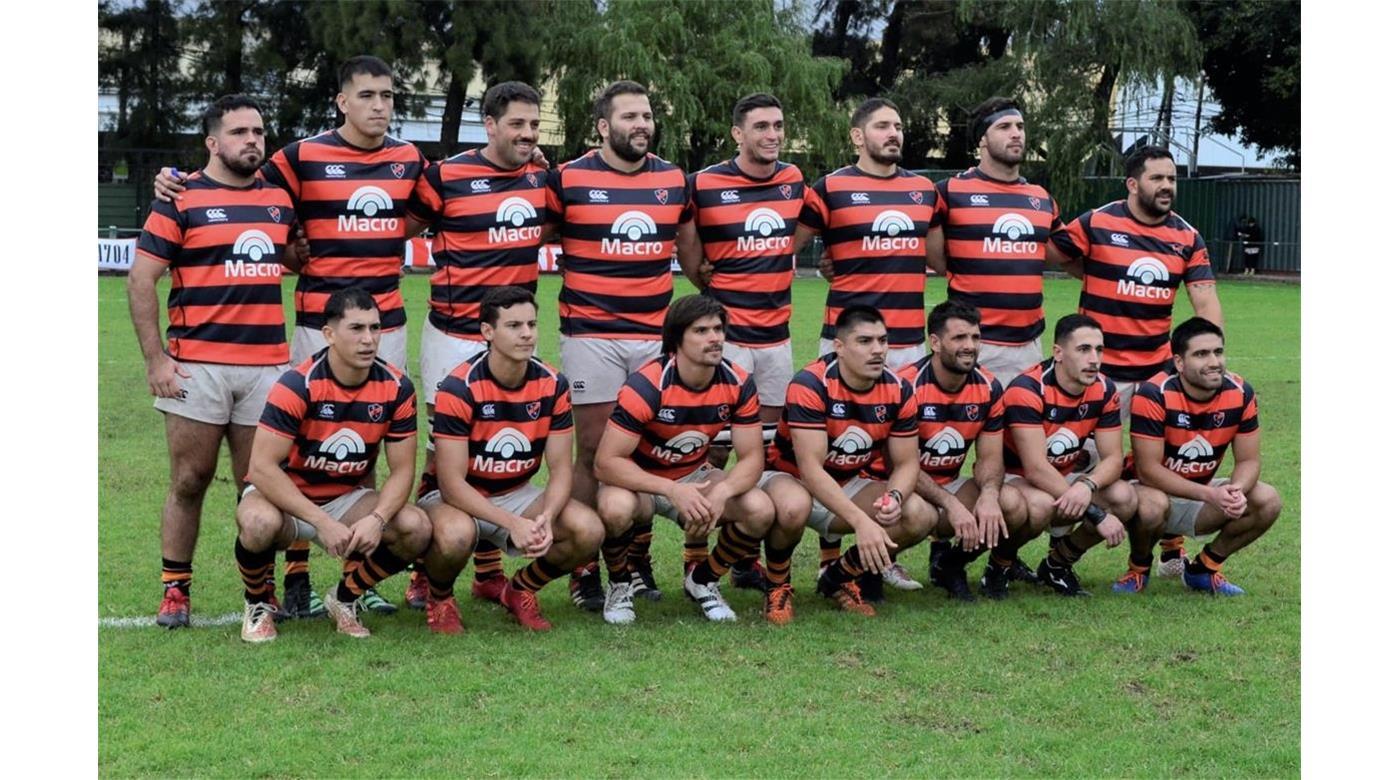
left=100, top=612, right=243, bottom=629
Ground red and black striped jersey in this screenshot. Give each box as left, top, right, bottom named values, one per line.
left=769, top=354, right=917, bottom=485
left=608, top=356, right=761, bottom=481
left=426, top=354, right=573, bottom=497
left=1051, top=201, right=1215, bottom=382
left=887, top=357, right=1005, bottom=485
left=136, top=172, right=297, bottom=366
left=934, top=168, right=1062, bottom=345
left=257, top=350, right=417, bottom=503
left=261, top=130, right=427, bottom=330
left=1002, top=359, right=1120, bottom=476
left=406, top=149, right=548, bottom=339
left=1130, top=369, right=1257, bottom=484
left=798, top=166, right=938, bottom=348
left=544, top=150, right=690, bottom=339
left=687, top=159, right=806, bottom=346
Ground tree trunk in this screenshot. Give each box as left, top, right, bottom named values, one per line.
left=438, top=71, right=466, bottom=156
left=1090, top=62, right=1119, bottom=175
left=877, top=1, right=907, bottom=91
left=221, top=1, right=244, bottom=94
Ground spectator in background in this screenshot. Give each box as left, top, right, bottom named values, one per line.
left=1234, top=214, right=1264, bottom=276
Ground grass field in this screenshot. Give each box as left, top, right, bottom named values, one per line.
left=98, top=273, right=1300, bottom=777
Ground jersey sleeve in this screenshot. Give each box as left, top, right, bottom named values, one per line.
left=260, top=144, right=301, bottom=201
left=135, top=198, right=184, bottom=265
left=1002, top=376, right=1045, bottom=427
left=1238, top=379, right=1259, bottom=434
left=1048, top=196, right=1064, bottom=231
left=1130, top=381, right=1167, bottom=440
left=798, top=178, right=829, bottom=232
left=1050, top=210, right=1092, bottom=260
left=386, top=377, right=418, bottom=441
left=732, top=376, right=761, bottom=427
left=405, top=161, right=444, bottom=225
left=1096, top=378, right=1123, bottom=431
left=257, top=371, right=309, bottom=439
left=608, top=372, right=659, bottom=435
left=930, top=179, right=950, bottom=228
left=983, top=377, right=1007, bottom=434
left=784, top=371, right=828, bottom=429
left=549, top=373, right=575, bottom=434
left=544, top=167, right=565, bottom=225
left=431, top=374, right=474, bottom=440
left=1184, top=231, right=1216, bottom=285
left=890, top=379, right=918, bottom=437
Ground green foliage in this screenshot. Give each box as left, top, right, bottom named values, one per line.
left=99, top=0, right=192, bottom=147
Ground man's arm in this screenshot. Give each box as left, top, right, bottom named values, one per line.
left=126, top=255, right=186, bottom=398
left=925, top=225, right=947, bottom=275
left=1226, top=431, right=1262, bottom=495
left=1007, top=426, right=1074, bottom=499
left=970, top=430, right=1008, bottom=547
left=675, top=220, right=708, bottom=289
left=791, top=223, right=816, bottom=257
left=1045, top=240, right=1083, bottom=279
left=791, top=428, right=871, bottom=531
left=372, top=435, right=417, bottom=522
left=724, top=424, right=765, bottom=495
left=1132, top=436, right=1215, bottom=503
left=1186, top=283, right=1224, bottom=328
left=247, top=429, right=339, bottom=539
left=884, top=434, right=920, bottom=507
left=594, top=425, right=679, bottom=497
left=538, top=431, right=575, bottom=522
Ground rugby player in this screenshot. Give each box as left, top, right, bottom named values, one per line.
left=546, top=80, right=690, bottom=608
left=416, top=287, right=603, bottom=631
left=1000, top=315, right=1145, bottom=596
left=674, top=92, right=805, bottom=591
left=1123, top=318, right=1280, bottom=595
left=593, top=296, right=775, bottom=624
left=129, top=95, right=299, bottom=628
left=760, top=306, right=936, bottom=618
left=234, top=289, right=429, bottom=642
left=400, top=81, right=550, bottom=611
left=1051, top=145, right=1224, bottom=576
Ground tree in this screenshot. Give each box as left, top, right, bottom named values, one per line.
left=1183, top=0, right=1300, bottom=168
left=98, top=0, right=192, bottom=149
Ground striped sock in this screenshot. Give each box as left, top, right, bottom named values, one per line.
left=818, top=536, right=842, bottom=571
left=692, top=525, right=763, bottom=586
left=764, top=541, right=795, bottom=588
left=161, top=558, right=192, bottom=596
left=602, top=530, right=634, bottom=585
left=283, top=540, right=310, bottom=585
left=474, top=541, right=504, bottom=582
left=683, top=540, right=710, bottom=571
left=234, top=539, right=274, bottom=603
left=335, top=544, right=411, bottom=602
left=511, top=558, right=569, bottom=594
left=628, top=520, right=654, bottom=568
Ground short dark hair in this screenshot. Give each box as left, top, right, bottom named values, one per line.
left=851, top=97, right=898, bottom=129
left=733, top=93, right=783, bottom=127
left=324, top=287, right=378, bottom=324
left=481, top=81, right=541, bottom=121
left=834, top=305, right=885, bottom=340
left=1125, top=145, right=1175, bottom=179
left=201, top=94, right=262, bottom=137
left=1171, top=317, right=1225, bottom=356
left=338, top=55, right=393, bottom=90
left=968, top=96, right=1020, bottom=141
left=1053, top=313, right=1102, bottom=345
left=661, top=295, right=727, bottom=355
left=927, top=300, right=981, bottom=337
left=594, top=80, right=648, bottom=123
left=479, top=286, right=537, bottom=328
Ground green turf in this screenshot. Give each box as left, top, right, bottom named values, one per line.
left=98, top=273, right=1300, bottom=777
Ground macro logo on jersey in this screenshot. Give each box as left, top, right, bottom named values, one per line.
left=1002, top=359, right=1119, bottom=477
left=262, top=130, right=427, bottom=330
left=1130, top=370, right=1257, bottom=483
left=135, top=173, right=296, bottom=365
left=545, top=150, right=689, bottom=338
left=800, top=166, right=937, bottom=348
left=935, top=168, right=1062, bottom=345
left=609, top=356, right=760, bottom=481
left=405, top=150, right=548, bottom=339
left=258, top=351, right=417, bottom=503
left=689, top=159, right=807, bottom=346
left=1052, top=200, right=1215, bottom=381
left=770, top=354, right=917, bottom=484
left=426, top=354, right=573, bottom=496
left=865, top=357, right=1006, bottom=483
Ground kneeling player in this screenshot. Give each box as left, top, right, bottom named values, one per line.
left=594, top=296, right=775, bottom=624
left=1000, top=314, right=1163, bottom=596
left=894, top=301, right=1032, bottom=601
left=235, top=289, right=430, bottom=642
left=761, top=306, right=936, bottom=618
left=1124, top=317, right=1280, bottom=595
left=418, top=287, right=604, bottom=632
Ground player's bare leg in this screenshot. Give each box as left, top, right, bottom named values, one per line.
left=681, top=469, right=775, bottom=622
left=420, top=501, right=480, bottom=634
left=1112, top=484, right=1170, bottom=593
left=595, top=483, right=647, bottom=624
left=156, top=413, right=224, bottom=628
left=567, top=401, right=614, bottom=610
left=499, top=498, right=606, bottom=631
left=814, top=481, right=936, bottom=615
left=758, top=473, right=812, bottom=624
left=1181, top=481, right=1281, bottom=596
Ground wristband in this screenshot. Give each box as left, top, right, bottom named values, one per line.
left=369, top=510, right=387, bottom=530
left=1083, top=504, right=1106, bottom=525
left=1073, top=475, right=1099, bottom=493
left=886, top=489, right=903, bottom=506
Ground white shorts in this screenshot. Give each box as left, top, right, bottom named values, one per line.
left=241, top=485, right=372, bottom=544
left=292, top=324, right=408, bottom=371
left=560, top=336, right=661, bottom=405
left=723, top=341, right=793, bottom=408
left=418, top=484, right=544, bottom=556
left=819, top=338, right=924, bottom=374
left=978, top=339, right=1043, bottom=387
left=648, top=463, right=720, bottom=524
left=154, top=360, right=286, bottom=427
left=419, top=316, right=488, bottom=406
left=1162, top=478, right=1230, bottom=537
left=757, top=470, right=874, bottom=543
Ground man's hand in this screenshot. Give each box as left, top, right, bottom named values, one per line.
left=699, top=479, right=734, bottom=524
left=531, top=147, right=550, bottom=168
left=318, top=518, right=352, bottom=558
left=1096, top=513, right=1126, bottom=548
left=1206, top=483, right=1247, bottom=519
left=944, top=500, right=980, bottom=551
left=1053, top=482, right=1093, bottom=520
left=698, top=258, right=714, bottom=287
left=154, top=167, right=189, bottom=203
left=145, top=353, right=190, bottom=399
left=292, top=227, right=309, bottom=265
left=818, top=251, right=834, bottom=282
left=853, top=521, right=899, bottom=574
left=521, top=514, right=553, bottom=558
left=507, top=514, right=544, bottom=556
left=873, top=492, right=902, bottom=527
left=974, top=492, right=1008, bottom=550
left=345, top=514, right=384, bottom=557
left=669, top=480, right=713, bottom=527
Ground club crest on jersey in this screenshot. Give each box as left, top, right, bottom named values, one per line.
left=1078, top=403, right=1089, bottom=419
left=527, top=173, right=539, bottom=187
left=391, top=163, right=406, bottom=179
left=717, top=404, right=730, bottom=422
left=875, top=405, right=888, bottom=422
left=909, top=191, right=923, bottom=205
left=368, top=403, right=384, bottom=422
left=526, top=401, right=541, bottom=420
left=965, top=404, right=980, bottom=421
left=780, top=184, right=793, bottom=199
left=655, top=188, right=669, bottom=205
left=1029, top=196, right=1042, bottom=209
left=1212, top=411, right=1226, bottom=428
left=267, top=207, right=281, bottom=223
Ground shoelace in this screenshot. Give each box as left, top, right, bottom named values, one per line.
left=769, top=585, right=793, bottom=610
left=248, top=602, right=278, bottom=625
left=838, top=582, right=866, bottom=605
left=606, top=583, right=632, bottom=607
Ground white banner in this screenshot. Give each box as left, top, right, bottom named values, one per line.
left=98, top=238, right=137, bottom=271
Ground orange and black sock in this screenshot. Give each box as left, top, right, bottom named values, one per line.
left=818, top=536, right=842, bottom=571
left=818, top=546, right=864, bottom=591
left=511, top=558, right=569, bottom=594
left=1128, top=552, right=1153, bottom=573
left=628, top=520, right=654, bottom=568
left=1048, top=536, right=1087, bottom=568
left=427, top=573, right=455, bottom=602
left=602, top=530, right=634, bottom=585
left=283, top=540, right=310, bottom=587
left=692, top=525, right=763, bottom=586
left=234, top=540, right=274, bottom=603
left=335, top=544, right=411, bottom=603
left=683, top=540, right=710, bottom=571
left=1186, top=544, right=1228, bottom=576
left=474, top=541, right=504, bottom=583
left=161, top=558, right=192, bottom=596
left=764, top=541, right=795, bottom=588
left=1159, top=534, right=1186, bottom=562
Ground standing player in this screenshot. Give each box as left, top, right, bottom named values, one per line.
left=416, top=287, right=604, bottom=632
left=128, top=95, right=299, bottom=628
left=674, top=92, right=805, bottom=591
left=1000, top=315, right=1143, bottom=596
left=759, top=306, right=936, bottom=619
left=794, top=98, right=939, bottom=373
left=1050, top=145, right=1224, bottom=575
left=593, top=296, right=775, bottom=624
left=545, top=80, right=691, bottom=608
left=401, top=81, right=550, bottom=610
left=233, top=289, right=429, bottom=642
left=1123, top=318, right=1280, bottom=595
left=926, top=97, right=1067, bottom=387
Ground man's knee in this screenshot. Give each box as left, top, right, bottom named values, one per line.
left=390, top=504, right=432, bottom=555
left=559, top=503, right=606, bottom=554
left=1134, top=486, right=1170, bottom=532
left=732, top=488, right=776, bottom=535
left=430, top=508, right=477, bottom=559
left=895, top=495, right=935, bottom=543
left=1250, top=482, right=1283, bottom=528
left=595, top=489, right=637, bottom=536
left=169, top=460, right=217, bottom=501
left=236, top=502, right=284, bottom=549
